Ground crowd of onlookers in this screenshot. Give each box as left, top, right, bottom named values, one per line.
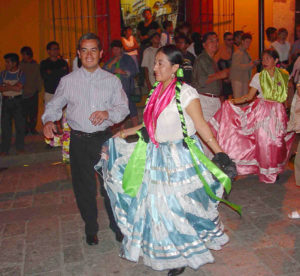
left=1, top=6, right=300, bottom=156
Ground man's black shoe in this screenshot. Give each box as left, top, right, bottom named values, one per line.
left=115, top=231, right=124, bottom=242
left=86, top=234, right=98, bottom=246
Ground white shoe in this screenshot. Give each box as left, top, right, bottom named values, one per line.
left=288, top=211, right=300, bottom=219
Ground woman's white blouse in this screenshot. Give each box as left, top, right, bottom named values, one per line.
left=155, top=83, right=200, bottom=142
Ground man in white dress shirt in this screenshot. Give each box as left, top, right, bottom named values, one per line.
left=42, top=33, right=129, bottom=245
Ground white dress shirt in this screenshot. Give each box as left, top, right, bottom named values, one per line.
left=42, top=66, right=129, bottom=133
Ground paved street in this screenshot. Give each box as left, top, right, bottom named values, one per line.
left=1, top=135, right=300, bottom=276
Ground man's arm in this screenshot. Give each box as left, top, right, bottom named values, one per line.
left=42, top=79, right=68, bottom=124
left=106, top=78, right=130, bottom=123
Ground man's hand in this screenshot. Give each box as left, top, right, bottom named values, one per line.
left=115, top=68, right=127, bottom=75
left=89, top=111, right=109, bottom=126
left=218, top=69, right=229, bottom=79
left=43, top=121, right=57, bottom=138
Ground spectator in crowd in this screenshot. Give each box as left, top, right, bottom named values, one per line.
left=233, top=30, right=244, bottom=50
left=192, top=32, right=229, bottom=157
left=42, top=33, right=129, bottom=246
left=175, top=33, right=195, bottom=84
left=103, top=40, right=139, bottom=127
left=175, top=21, right=192, bottom=40
left=290, top=25, right=300, bottom=63
left=187, top=32, right=203, bottom=57
left=137, top=8, right=160, bottom=47
left=230, top=33, right=258, bottom=99
left=142, top=30, right=161, bottom=90
left=20, top=46, right=42, bottom=135
left=271, top=28, right=290, bottom=68
left=0, top=53, right=26, bottom=156
left=40, top=41, right=69, bottom=105
left=215, top=32, right=234, bottom=99
left=265, top=27, right=277, bottom=49
left=160, top=20, right=174, bottom=46
left=121, top=26, right=139, bottom=68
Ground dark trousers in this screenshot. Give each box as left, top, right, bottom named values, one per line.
left=69, top=130, right=120, bottom=236
left=1, top=96, right=25, bottom=153
left=22, top=92, right=38, bottom=132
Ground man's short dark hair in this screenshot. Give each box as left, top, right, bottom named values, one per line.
left=4, top=53, right=19, bottom=66
left=278, top=28, right=288, bottom=36
left=46, top=41, right=59, bottom=51
left=223, top=32, right=233, bottom=40
left=234, top=30, right=243, bottom=39
left=266, top=27, right=277, bottom=39
left=77, top=33, right=102, bottom=50
left=242, top=33, right=252, bottom=41
left=110, top=40, right=123, bottom=49
left=202, top=32, right=217, bottom=43
left=175, top=33, right=190, bottom=45
left=20, top=46, right=33, bottom=57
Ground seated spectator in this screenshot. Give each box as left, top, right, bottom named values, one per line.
left=160, top=20, right=174, bottom=46
left=0, top=53, right=26, bottom=156
left=175, top=33, right=195, bottom=84
left=141, top=30, right=161, bottom=90
left=103, top=40, right=139, bottom=127
left=121, top=26, right=139, bottom=68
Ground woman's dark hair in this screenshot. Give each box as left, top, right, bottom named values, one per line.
left=262, top=49, right=279, bottom=60
left=191, top=32, right=203, bottom=56
left=241, top=33, right=252, bottom=41
left=157, top=45, right=183, bottom=66
left=110, top=40, right=123, bottom=49
left=122, top=26, right=131, bottom=37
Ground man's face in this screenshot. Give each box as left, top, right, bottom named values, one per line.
left=242, top=38, right=252, bottom=50
left=78, top=39, right=102, bottom=72
left=5, top=59, right=16, bottom=71
left=151, top=34, right=161, bottom=46
left=143, top=10, right=152, bottom=21
left=235, top=35, right=242, bottom=46
left=278, top=31, right=287, bottom=41
left=111, top=46, right=122, bottom=57
left=224, top=35, right=234, bottom=47
left=203, top=34, right=219, bottom=54
left=270, top=31, right=277, bottom=41
left=22, top=53, right=31, bottom=62
left=175, top=38, right=188, bottom=52
left=47, top=44, right=60, bottom=58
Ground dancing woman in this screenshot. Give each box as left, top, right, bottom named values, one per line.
left=210, top=49, right=295, bottom=183
left=96, top=45, right=237, bottom=275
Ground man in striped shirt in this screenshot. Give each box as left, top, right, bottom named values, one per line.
left=42, top=33, right=129, bottom=246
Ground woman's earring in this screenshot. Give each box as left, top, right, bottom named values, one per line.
left=171, top=73, right=175, bottom=79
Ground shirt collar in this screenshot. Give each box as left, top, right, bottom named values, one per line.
left=80, top=66, right=101, bottom=79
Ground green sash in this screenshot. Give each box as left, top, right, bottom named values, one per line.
left=259, top=68, right=288, bottom=103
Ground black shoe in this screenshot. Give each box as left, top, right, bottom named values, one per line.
left=86, top=234, right=98, bottom=246
left=115, top=231, right=124, bottom=242
left=167, top=267, right=185, bottom=276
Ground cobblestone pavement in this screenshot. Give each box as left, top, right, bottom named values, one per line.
left=1, top=135, right=300, bottom=276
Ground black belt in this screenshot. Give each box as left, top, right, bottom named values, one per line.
left=3, top=95, right=22, bottom=100
left=71, top=128, right=110, bottom=138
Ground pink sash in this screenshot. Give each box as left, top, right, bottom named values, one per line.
left=143, top=79, right=177, bottom=146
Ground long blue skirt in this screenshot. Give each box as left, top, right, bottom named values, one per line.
left=95, top=136, right=229, bottom=271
